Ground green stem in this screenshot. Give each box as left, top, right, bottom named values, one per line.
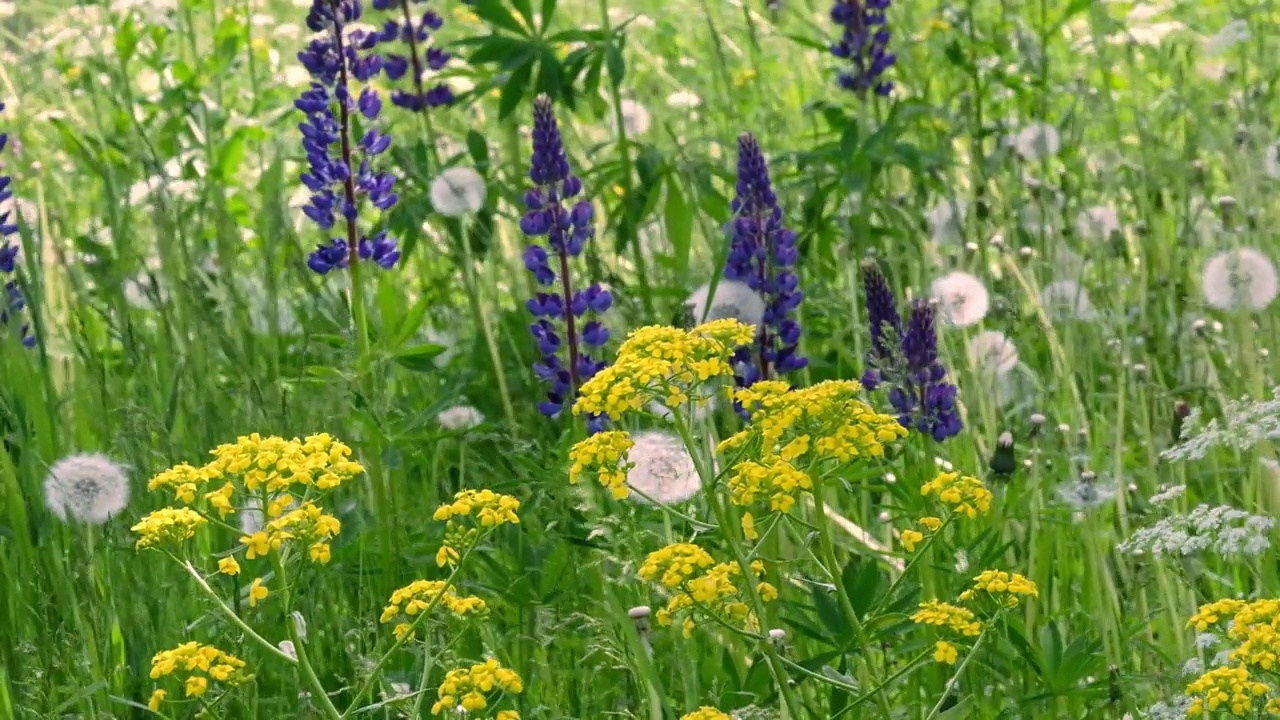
left=269, top=554, right=342, bottom=720
left=457, top=221, right=516, bottom=425
left=669, top=411, right=802, bottom=719
left=407, top=630, right=434, bottom=719
left=809, top=473, right=893, bottom=720
left=923, top=619, right=998, bottom=720
left=178, top=559, right=297, bottom=666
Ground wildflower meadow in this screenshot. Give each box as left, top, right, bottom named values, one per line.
left=6, top=0, right=1280, bottom=717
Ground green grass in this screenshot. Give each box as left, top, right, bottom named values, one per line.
left=3, top=0, right=1280, bottom=717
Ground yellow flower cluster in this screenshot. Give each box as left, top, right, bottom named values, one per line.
left=380, top=580, right=489, bottom=641
left=681, top=708, right=734, bottom=720
left=900, top=517, right=943, bottom=553
left=433, top=489, right=521, bottom=567
left=920, top=471, right=992, bottom=519
left=1186, top=666, right=1271, bottom=716
left=239, top=500, right=342, bottom=564
left=726, top=457, right=812, bottom=513
left=911, top=600, right=981, bottom=637
left=568, top=430, right=635, bottom=499
left=429, top=658, right=523, bottom=716
left=147, top=463, right=218, bottom=503
left=933, top=640, right=959, bottom=665
left=572, top=320, right=756, bottom=420
left=638, top=543, right=776, bottom=638
left=1190, top=599, right=1247, bottom=632
left=207, top=432, right=365, bottom=492
left=131, top=508, right=208, bottom=549
left=720, top=380, right=906, bottom=461
left=960, top=570, right=1040, bottom=607
left=148, top=642, right=252, bottom=711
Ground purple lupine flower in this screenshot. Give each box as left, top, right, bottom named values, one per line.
left=724, top=133, right=806, bottom=393
left=521, top=95, right=610, bottom=432
left=296, top=0, right=400, bottom=274
left=888, top=300, right=961, bottom=441
left=830, top=0, right=895, bottom=97
left=0, top=102, right=34, bottom=349
left=370, top=0, right=455, bottom=111
left=859, top=259, right=900, bottom=389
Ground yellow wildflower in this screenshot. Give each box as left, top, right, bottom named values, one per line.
left=217, top=556, right=240, bottom=576
left=682, top=709, right=734, bottom=720
left=741, top=512, right=758, bottom=540
left=309, top=542, right=331, bottom=564
left=381, top=580, right=488, bottom=640
left=436, top=545, right=460, bottom=567
left=921, top=471, right=993, bottom=519
left=919, top=516, right=943, bottom=532
left=639, top=543, right=772, bottom=637
left=911, top=600, right=981, bottom=637
left=132, top=508, right=207, bottom=549
left=434, top=489, right=521, bottom=527
left=185, top=675, right=208, bottom=697
left=1189, top=598, right=1247, bottom=632
left=1185, top=665, right=1269, bottom=716
left=638, top=543, right=716, bottom=588
left=726, top=457, right=812, bottom=512
left=933, top=640, right=959, bottom=664
left=149, top=642, right=250, bottom=705
left=203, top=482, right=235, bottom=518
left=249, top=577, right=268, bottom=607
left=901, top=529, right=924, bottom=553
left=430, top=658, right=522, bottom=716
left=147, top=689, right=166, bottom=712
left=966, top=570, right=1039, bottom=606
left=568, top=431, right=635, bottom=499
left=147, top=463, right=215, bottom=503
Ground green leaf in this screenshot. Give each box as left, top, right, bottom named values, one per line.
left=393, top=344, right=446, bottom=372
left=934, top=696, right=973, bottom=720
left=509, top=0, right=535, bottom=29
left=466, top=130, right=491, bottom=169
left=841, top=556, right=886, bottom=620
left=663, top=175, right=692, bottom=271
left=539, top=0, right=558, bottom=32
left=535, top=48, right=564, bottom=98
left=498, top=61, right=533, bottom=119
left=114, top=16, right=141, bottom=62
left=605, top=42, right=625, bottom=87
left=473, top=0, right=529, bottom=35
left=810, top=587, right=851, bottom=643
left=465, top=35, right=534, bottom=67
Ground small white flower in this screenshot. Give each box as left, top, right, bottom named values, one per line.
left=624, top=431, right=700, bottom=504
left=438, top=405, right=485, bottom=431
left=1149, top=485, right=1186, bottom=505
left=666, top=90, right=701, bottom=109
left=618, top=99, right=651, bottom=136
left=278, top=641, right=297, bottom=660
left=422, top=327, right=458, bottom=368
left=1201, top=247, right=1278, bottom=311
left=686, top=280, right=765, bottom=328
left=930, top=271, right=990, bottom=327
left=1074, top=205, right=1120, bottom=241
left=1195, top=632, right=1219, bottom=649
left=953, top=549, right=969, bottom=574
left=926, top=199, right=967, bottom=244
left=968, top=330, right=1018, bottom=375
left=1054, top=478, right=1116, bottom=511
left=1014, top=123, right=1061, bottom=160
left=283, top=65, right=311, bottom=88
left=430, top=167, right=487, bottom=217
left=1040, top=279, right=1098, bottom=321
left=1202, top=20, right=1249, bottom=57
left=43, top=453, right=131, bottom=524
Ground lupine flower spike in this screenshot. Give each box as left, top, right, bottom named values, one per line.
left=0, top=102, right=34, bottom=348
left=725, top=132, right=806, bottom=394
left=830, top=0, right=895, bottom=96
left=521, top=95, right=611, bottom=432
left=297, top=0, right=401, bottom=274
left=371, top=0, right=454, bottom=111
left=860, top=261, right=961, bottom=441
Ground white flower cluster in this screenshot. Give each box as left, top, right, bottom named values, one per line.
left=1118, top=503, right=1273, bottom=558
left=1141, top=696, right=1193, bottom=720
left=1162, top=388, right=1280, bottom=462
left=1149, top=484, right=1186, bottom=506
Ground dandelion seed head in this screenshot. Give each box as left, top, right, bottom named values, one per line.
left=1014, top=122, right=1061, bottom=160
left=43, top=452, right=131, bottom=524
left=930, top=271, right=989, bottom=327
left=926, top=199, right=967, bottom=244
left=430, top=167, right=487, bottom=218
left=438, top=405, right=485, bottom=431
left=968, top=330, right=1018, bottom=375
left=625, top=431, right=701, bottom=505
left=1055, top=478, right=1116, bottom=511
left=686, top=280, right=766, bottom=328
left=1074, top=205, right=1120, bottom=241
left=1201, top=247, right=1278, bottom=311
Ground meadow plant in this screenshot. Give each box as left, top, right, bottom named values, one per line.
left=370, top=0, right=454, bottom=111
left=0, top=102, right=34, bottom=349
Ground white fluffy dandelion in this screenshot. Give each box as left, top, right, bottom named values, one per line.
left=930, top=271, right=990, bottom=327
left=1054, top=478, right=1116, bottom=511
left=619, top=99, right=652, bottom=137
left=438, top=405, right=485, bottom=431
left=624, top=431, right=701, bottom=504
left=1040, top=279, right=1098, bottom=321
left=43, top=453, right=131, bottom=524
left=1201, top=247, right=1278, bottom=310
left=1264, top=142, right=1280, bottom=179
left=1014, top=123, right=1061, bottom=160
left=1074, top=205, right=1120, bottom=241
left=429, top=167, right=487, bottom=217
left=968, top=330, right=1018, bottom=375
left=666, top=90, right=701, bottom=109
left=686, top=280, right=766, bottom=328
left=926, top=199, right=967, bottom=244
